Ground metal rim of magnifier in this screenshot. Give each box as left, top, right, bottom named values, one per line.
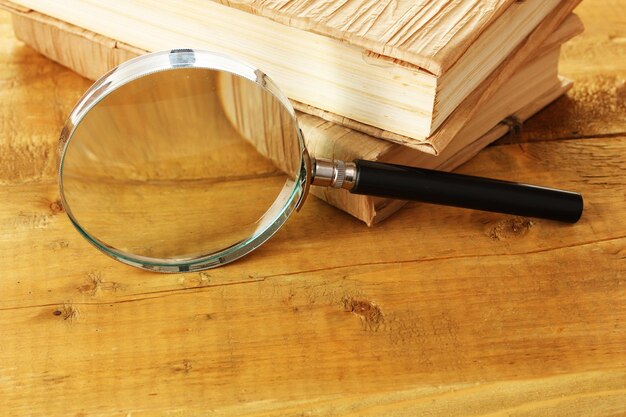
left=58, top=49, right=312, bottom=273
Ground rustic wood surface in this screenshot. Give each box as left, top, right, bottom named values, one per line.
left=0, top=1, right=625, bottom=415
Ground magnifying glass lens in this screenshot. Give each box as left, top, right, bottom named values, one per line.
left=61, top=64, right=304, bottom=269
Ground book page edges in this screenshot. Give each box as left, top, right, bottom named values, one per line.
left=294, top=11, right=583, bottom=156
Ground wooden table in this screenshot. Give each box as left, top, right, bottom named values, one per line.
left=1, top=2, right=625, bottom=415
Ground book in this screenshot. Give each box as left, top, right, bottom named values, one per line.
left=2, top=0, right=579, bottom=154
left=4, top=5, right=582, bottom=224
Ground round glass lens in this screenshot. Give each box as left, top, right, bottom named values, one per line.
left=60, top=51, right=305, bottom=271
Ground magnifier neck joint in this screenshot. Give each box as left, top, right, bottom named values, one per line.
left=311, top=157, right=356, bottom=190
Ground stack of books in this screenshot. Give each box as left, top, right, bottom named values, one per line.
left=0, top=0, right=583, bottom=224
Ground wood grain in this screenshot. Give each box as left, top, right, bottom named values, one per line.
left=0, top=2, right=625, bottom=416
left=2, top=129, right=625, bottom=415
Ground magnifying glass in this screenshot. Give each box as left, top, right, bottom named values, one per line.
left=59, top=49, right=583, bottom=272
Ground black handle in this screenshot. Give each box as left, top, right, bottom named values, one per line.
left=351, top=160, right=583, bottom=223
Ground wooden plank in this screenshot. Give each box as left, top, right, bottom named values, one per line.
left=1, top=6, right=626, bottom=415
left=2, top=140, right=625, bottom=415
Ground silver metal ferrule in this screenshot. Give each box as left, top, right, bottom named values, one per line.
left=311, top=157, right=357, bottom=190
